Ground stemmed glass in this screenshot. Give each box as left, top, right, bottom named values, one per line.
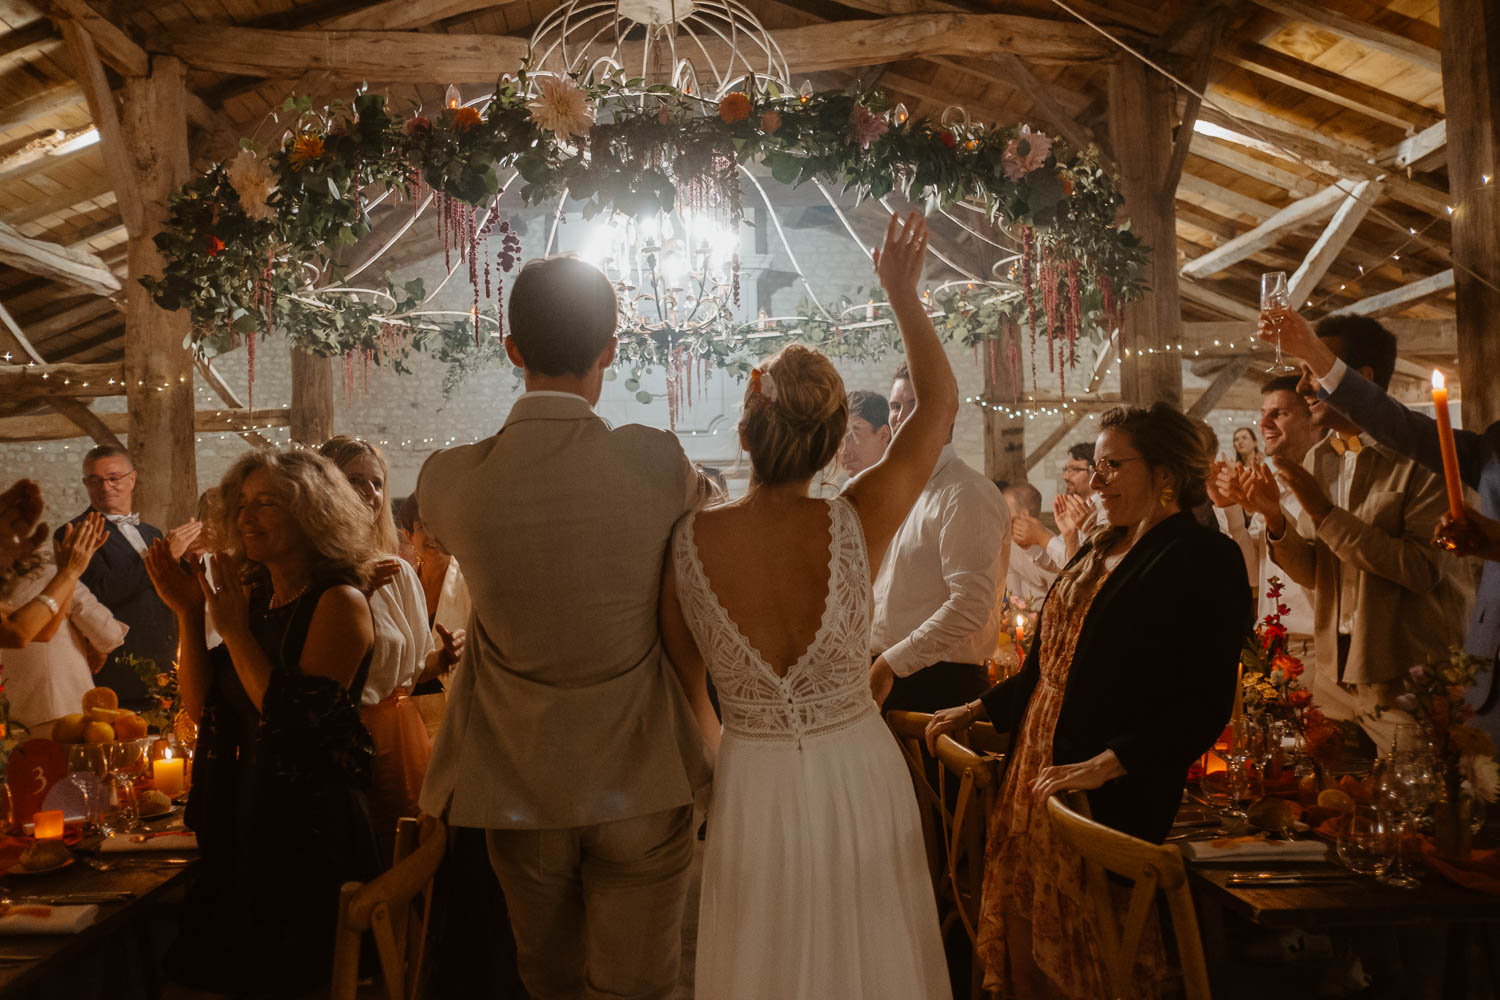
left=1260, top=272, right=1299, bottom=374
left=1375, top=737, right=1441, bottom=889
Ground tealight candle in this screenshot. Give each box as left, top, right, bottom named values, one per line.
left=153, top=758, right=185, bottom=799
left=33, top=810, right=64, bottom=840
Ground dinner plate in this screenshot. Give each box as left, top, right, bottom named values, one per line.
left=138, top=804, right=178, bottom=821
left=5, top=857, right=74, bottom=877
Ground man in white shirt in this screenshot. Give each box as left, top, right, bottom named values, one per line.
left=1014, top=443, right=1099, bottom=572
left=870, top=364, right=1010, bottom=712
left=1002, top=483, right=1056, bottom=601
left=839, top=390, right=892, bottom=479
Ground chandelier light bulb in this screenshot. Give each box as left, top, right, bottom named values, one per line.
left=445, top=84, right=461, bottom=109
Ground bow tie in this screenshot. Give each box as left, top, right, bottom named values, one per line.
left=105, top=513, right=140, bottom=526
left=1328, top=434, right=1363, bottom=456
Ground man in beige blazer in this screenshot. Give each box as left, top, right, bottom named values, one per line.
left=416, top=256, right=712, bottom=999
left=1257, top=316, right=1473, bottom=753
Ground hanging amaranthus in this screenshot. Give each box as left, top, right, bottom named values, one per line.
left=1005, top=321, right=1022, bottom=405
left=1066, top=259, right=1082, bottom=368
left=1021, top=227, right=1038, bottom=392
left=1040, top=249, right=1061, bottom=374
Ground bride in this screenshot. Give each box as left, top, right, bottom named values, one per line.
left=661, top=212, right=957, bottom=998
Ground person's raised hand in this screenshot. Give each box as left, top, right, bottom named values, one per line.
left=1275, top=460, right=1334, bottom=523
left=1434, top=507, right=1500, bottom=563
left=203, top=552, right=251, bottom=640
left=166, top=519, right=204, bottom=560
left=872, top=211, right=929, bottom=303
left=1054, top=493, right=1090, bottom=537
left=1237, top=463, right=1282, bottom=519
left=1012, top=510, right=1052, bottom=548
left=55, top=513, right=107, bottom=579
left=144, top=537, right=204, bottom=618
left=1205, top=457, right=1238, bottom=508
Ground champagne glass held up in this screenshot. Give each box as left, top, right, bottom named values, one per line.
left=1260, top=272, right=1299, bottom=374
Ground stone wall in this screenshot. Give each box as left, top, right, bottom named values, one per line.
left=2, top=203, right=1261, bottom=525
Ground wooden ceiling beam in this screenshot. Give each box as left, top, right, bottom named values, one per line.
left=0, top=21, right=63, bottom=72
left=162, top=14, right=1119, bottom=81
left=1177, top=173, right=1280, bottom=221
left=1216, top=41, right=1442, bottom=131
left=60, top=19, right=143, bottom=236
left=0, top=83, right=86, bottom=133
left=1247, top=0, right=1442, bottom=73
left=1288, top=178, right=1382, bottom=305
left=2, top=177, right=114, bottom=227
left=1187, top=134, right=1319, bottom=196
left=0, top=219, right=120, bottom=295
left=1185, top=317, right=1455, bottom=355
left=0, top=298, right=120, bottom=445
left=320, top=0, right=525, bottom=30
left=17, top=296, right=117, bottom=341
left=0, top=406, right=289, bottom=443
left=0, top=360, right=123, bottom=401
left=1181, top=182, right=1345, bottom=279
left=1332, top=269, right=1455, bottom=317
left=1179, top=278, right=1258, bottom=320
left=1383, top=120, right=1446, bottom=172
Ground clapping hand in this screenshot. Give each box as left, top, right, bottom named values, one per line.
left=1011, top=510, right=1052, bottom=549
left=873, top=211, right=929, bottom=302
left=202, top=552, right=251, bottom=639
left=1205, top=457, right=1240, bottom=509
left=166, top=519, right=204, bottom=560
left=0, top=479, right=47, bottom=569
left=1054, top=493, right=1090, bottom=537
left=1235, top=463, right=1281, bottom=519
left=1434, top=506, right=1500, bottom=563
left=54, top=513, right=107, bottom=579
left=143, top=537, right=205, bottom=618
left=1275, top=460, right=1334, bottom=523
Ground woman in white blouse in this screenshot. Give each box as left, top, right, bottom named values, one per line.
left=1, top=539, right=125, bottom=733
left=321, top=438, right=464, bottom=858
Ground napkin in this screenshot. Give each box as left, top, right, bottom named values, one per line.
left=1178, top=836, right=1330, bottom=863
left=99, top=831, right=197, bottom=853
left=0, top=904, right=98, bottom=934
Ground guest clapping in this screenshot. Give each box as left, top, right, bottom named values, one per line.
left=926, top=403, right=1250, bottom=999
left=143, top=449, right=380, bottom=995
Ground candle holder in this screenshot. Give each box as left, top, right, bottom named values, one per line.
left=32, top=809, right=64, bottom=840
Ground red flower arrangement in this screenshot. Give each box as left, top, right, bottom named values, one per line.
left=1240, top=578, right=1341, bottom=767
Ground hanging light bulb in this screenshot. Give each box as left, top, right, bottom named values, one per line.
left=893, top=103, right=909, bottom=126
left=445, top=84, right=461, bottom=110
left=799, top=79, right=813, bottom=103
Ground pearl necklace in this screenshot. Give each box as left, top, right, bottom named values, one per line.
left=267, top=581, right=310, bottom=610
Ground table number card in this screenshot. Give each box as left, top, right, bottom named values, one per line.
left=8, top=738, right=65, bottom=827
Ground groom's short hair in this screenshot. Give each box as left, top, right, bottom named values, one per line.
left=507, top=255, right=618, bottom=376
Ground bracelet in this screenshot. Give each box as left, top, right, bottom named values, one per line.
left=963, top=700, right=982, bottom=725
left=31, top=593, right=59, bottom=616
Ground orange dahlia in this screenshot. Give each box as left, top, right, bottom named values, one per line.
left=718, top=92, right=752, bottom=124
left=453, top=106, right=483, bottom=130
left=287, top=132, right=325, bottom=171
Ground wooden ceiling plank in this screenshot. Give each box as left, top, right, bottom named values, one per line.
left=21, top=294, right=117, bottom=339
left=1218, top=40, right=1441, bottom=131
left=1248, top=0, right=1442, bottom=72
left=1181, top=181, right=1347, bottom=279
left=1177, top=173, right=1280, bottom=221
left=0, top=81, right=85, bottom=132
left=0, top=217, right=120, bottom=294
left=320, top=0, right=525, bottom=30
left=2, top=175, right=112, bottom=226
left=0, top=20, right=62, bottom=71
left=163, top=14, right=1119, bottom=81
left=41, top=0, right=149, bottom=75
left=1187, top=134, right=1320, bottom=196
left=1288, top=177, right=1382, bottom=305
left=1332, top=268, right=1455, bottom=316
left=1185, top=317, right=1455, bottom=354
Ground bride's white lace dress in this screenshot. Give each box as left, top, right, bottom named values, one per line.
left=672, top=495, right=951, bottom=999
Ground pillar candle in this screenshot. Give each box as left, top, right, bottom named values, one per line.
left=153, top=758, right=185, bottom=799
left=1430, top=370, right=1465, bottom=520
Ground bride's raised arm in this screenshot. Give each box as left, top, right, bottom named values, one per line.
left=843, top=212, right=959, bottom=573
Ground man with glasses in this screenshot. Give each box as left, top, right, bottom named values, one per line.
left=1014, top=443, right=1100, bottom=572
left=58, top=445, right=199, bottom=710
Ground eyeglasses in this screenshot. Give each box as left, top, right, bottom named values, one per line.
left=1063, top=463, right=1091, bottom=475
left=1089, top=457, right=1145, bottom=483
left=83, top=472, right=135, bottom=489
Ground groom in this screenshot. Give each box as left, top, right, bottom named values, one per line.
left=417, top=255, right=713, bottom=999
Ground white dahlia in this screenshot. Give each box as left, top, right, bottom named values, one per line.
left=1460, top=752, right=1500, bottom=802
left=226, top=149, right=277, bottom=221
left=529, top=76, right=593, bottom=139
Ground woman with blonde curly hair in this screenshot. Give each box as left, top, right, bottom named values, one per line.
left=661, top=213, right=957, bottom=997
left=143, top=448, right=381, bottom=996
left=319, top=436, right=462, bottom=860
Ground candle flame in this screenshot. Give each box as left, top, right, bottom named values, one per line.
left=1432, top=369, right=1445, bottom=391
left=1015, top=614, right=1024, bottom=628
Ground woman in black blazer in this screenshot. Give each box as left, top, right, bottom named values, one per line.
left=926, top=402, right=1251, bottom=999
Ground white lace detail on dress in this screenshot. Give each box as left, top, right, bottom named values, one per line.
left=672, top=496, right=877, bottom=746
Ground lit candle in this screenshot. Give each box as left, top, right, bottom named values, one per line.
left=153, top=757, right=185, bottom=799
left=1430, top=370, right=1465, bottom=520
left=33, top=810, right=64, bottom=840
left=1014, top=614, right=1025, bottom=647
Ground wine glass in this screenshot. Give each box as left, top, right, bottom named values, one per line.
left=1376, top=753, right=1441, bottom=888
left=1260, top=272, right=1298, bottom=374
left=1336, top=806, right=1393, bottom=877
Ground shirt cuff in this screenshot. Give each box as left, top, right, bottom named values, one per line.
left=1318, top=358, right=1349, bottom=395
left=882, top=638, right=922, bottom=678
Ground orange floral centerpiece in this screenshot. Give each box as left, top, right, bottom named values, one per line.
left=1238, top=578, right=1342, bottom=774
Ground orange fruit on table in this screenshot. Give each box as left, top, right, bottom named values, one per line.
left=83, top=721, right=115, bottom=744
left=81, top=687, right=118, bottom=713
left=114, top=713, right=149, bottom=740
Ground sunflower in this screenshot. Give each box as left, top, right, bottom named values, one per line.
left=287, top=132, right=325, bottom=171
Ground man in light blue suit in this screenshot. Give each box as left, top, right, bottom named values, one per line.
left=1264, top=309, right=1498, bottom=740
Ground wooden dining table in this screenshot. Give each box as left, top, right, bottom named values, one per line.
left=0, top=809, right=198, bottom=1000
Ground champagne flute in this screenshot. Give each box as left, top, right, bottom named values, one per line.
left=1260, top=271, right=1298, bottom=374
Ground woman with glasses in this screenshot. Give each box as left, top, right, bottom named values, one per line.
left=926, top=403, right=1252, bottom=999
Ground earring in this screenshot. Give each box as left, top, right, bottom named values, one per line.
left=1158, top=486, right=1175, bottom=508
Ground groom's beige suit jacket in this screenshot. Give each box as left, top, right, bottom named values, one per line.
left=416, top=392, right=711, bottom=829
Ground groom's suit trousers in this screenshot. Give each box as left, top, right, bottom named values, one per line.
left=486, top=804, right=695, bottom=1000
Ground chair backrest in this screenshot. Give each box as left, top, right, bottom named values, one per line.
left=931, top=734, right=1003, bottom=949
left=966, top=721, right=1011, bottom=757
left=331, top=815, right=447, bottom=1000
left=885, top=710, right=945, bottom=885
left=1045, top=796, right=1211, bottom=1000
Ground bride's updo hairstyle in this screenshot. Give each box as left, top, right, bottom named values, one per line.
left=739, top=345, right=849, bottom=486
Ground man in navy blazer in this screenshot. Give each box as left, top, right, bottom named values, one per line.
left=58, top=445, right=198, bottom=711
left=1265, top=310, right=1498, bottom=739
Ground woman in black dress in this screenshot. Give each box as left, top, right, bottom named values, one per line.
left=145, top=449, right=381, bottom=998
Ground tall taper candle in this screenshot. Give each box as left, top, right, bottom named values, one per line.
left=1431, top=370, right=1465, bottom=520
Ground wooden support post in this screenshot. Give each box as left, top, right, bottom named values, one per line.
left=121, top=56, right=196, bottom=528
left=983, top=317, right=1026, bottom=486
left=290, top=349, right=335, bottom=446
left=1439, top=0, right=1500, bottom=430
left=1109, top=58, right=1182, bottom=408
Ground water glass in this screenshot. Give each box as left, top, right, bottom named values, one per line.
left=97, top=771, right=139, bottom=837
left=1335, top=806, right=1392, bottom=877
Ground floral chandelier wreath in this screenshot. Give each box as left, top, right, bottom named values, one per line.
left=143, top=10, right=1147, bottom=411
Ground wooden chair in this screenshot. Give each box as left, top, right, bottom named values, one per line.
left=886, top=710, right=946, bottom=885
left=1045, top=796, right=1211, bottom=1000
left=330, top=815, right=447, bottom=1000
